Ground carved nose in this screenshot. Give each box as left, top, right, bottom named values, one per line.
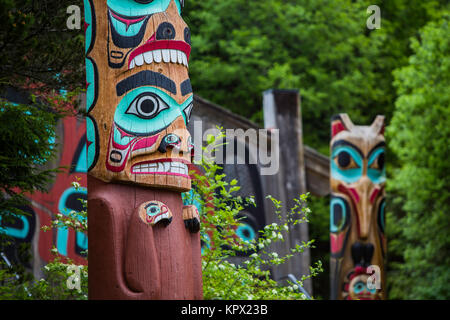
left=156, top=22, right=176, bottom=40
left=158, top=133, right=181, bottom=153
left=358, top=175, right=373, bottom=239
left=158, top=132, right=191, bottom=155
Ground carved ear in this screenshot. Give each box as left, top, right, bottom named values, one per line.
left=371, top=115, right=385, bottom=136
left=331, top=113, right=353, bottom=138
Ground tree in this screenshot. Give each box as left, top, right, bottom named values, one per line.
left=0, top=0, right=84, bottom=90
left=0, top=0, right=84, bottom=289
left=386, top=11, right=450, bottom=299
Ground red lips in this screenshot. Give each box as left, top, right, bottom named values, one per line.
left=128, top=40, right=191, bottom=69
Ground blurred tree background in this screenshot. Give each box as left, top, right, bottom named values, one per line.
left=183, top=0, right=450, bottom=299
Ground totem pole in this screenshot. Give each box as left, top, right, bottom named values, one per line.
left=329, top=114, right=386, bottom=300
left=84, top=0, right=202, bottom=299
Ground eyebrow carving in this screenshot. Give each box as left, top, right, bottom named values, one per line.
left=367, top=141, right=386, bottom=160
left=180, top=79, right=192, bottom=96
left=331, top=140, right=364, bottom=158
left=116, top=70, right=177, bottom=96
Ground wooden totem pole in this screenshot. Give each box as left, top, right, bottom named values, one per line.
left=84, top=0, right=202, bottom=299
left=329, top=114, right=386, bottom=300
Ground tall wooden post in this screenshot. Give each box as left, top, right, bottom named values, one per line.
left=330, top=114, right=386, bottom=300
left=84, top=0, right=202, bottom=299
left=262, top=89, right=312, bottom=294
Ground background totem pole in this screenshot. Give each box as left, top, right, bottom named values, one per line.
left=329, top=114, right=386, bottom=300
left=84, top=0, right=202, bottom=299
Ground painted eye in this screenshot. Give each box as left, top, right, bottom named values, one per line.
left=156, top=22, right=176, bottom=40
left=134, top=0, right=154, bottom=3
left=330, top=196, right=350, bottom=233
left=370, top=152, right=385, bottom=170
left=126, top=93, right=169, bottom=119
left=368, top=147, right=386, bottom=184
left=236, top=223, right=256, bottom=243
left=353, top=281, right=366, bottom=294
left=166, top=134, right=180, bottom=144
left=184, top=27, right=191, bottom=45
left=146, top=204, right=160, bottom=216
left=334, top=151, right=359, bottom=170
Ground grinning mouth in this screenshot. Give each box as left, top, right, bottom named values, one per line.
left=131, top=159, right=190, bottom=177
left=147, top=209, right=170, bottom=225
left=128, top=40, right=190, bottom=70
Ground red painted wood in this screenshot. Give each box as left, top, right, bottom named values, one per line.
left=88, top=176, right=202, bottom=299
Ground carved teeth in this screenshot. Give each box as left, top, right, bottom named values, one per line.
left=144, top=51, right=153, bottom=64
left=135, top=54, right=144, bottom=66
left=170, top=49, right=178, bottom=63
left=132, top=161, right=189, bottom=175
left=129, top=50, right=189, bottom=70
left=162, top=49, right=170, bottom=63
left=151, top=49, right=161, bottom=63
left=154, top=212, right=170, bottom=224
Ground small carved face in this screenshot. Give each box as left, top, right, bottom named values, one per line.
left=85, top=0, right=194, bottom=191
left=342, top=267, right=382, bottom=300
left=138, top=201, right=172, bottom=226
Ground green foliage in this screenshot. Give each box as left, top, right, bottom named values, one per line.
left=184, top=0, right=448, bottom=154
left=306, top=195, right=330, bottom=299
left=386, top=11, right=450, bottom=299
left=0, top=0, right=84, bottom=89
left=0, top=255, right=88, bottom=300
left=191, top=130, right=323, bottom=300
left=0, top=99, right=61, bottom=220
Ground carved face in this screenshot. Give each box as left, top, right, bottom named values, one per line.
left=84, top=0, right=193, bottom=191
left=138, top=200, right=173, bottom=226
left=329, top=114, right=386, bottom=300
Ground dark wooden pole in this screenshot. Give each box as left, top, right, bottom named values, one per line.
left=262, top=89, right=312, bottom=294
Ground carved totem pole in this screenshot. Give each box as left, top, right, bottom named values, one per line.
left=330, top=114, right=386, bottom=300
left=84, top=0, right=202, bottom=299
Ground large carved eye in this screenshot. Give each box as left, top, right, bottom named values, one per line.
left=368, top=147, right=386, bottom=184
left=369, top=151, right=385, bottom=170
left=126, top=93, right=169, bottom=119
left=331, top=144, right=363, bottom=184
left=330, top=196, right=350, bottom=233
left=334, top=150, right=359, bottom=170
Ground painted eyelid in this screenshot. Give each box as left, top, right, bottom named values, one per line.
left=368, top=148, right=385, bottom=166
left=332, top=146, right=363, bottom=167
left=114, top=88, right=193, bottom=135
left=126, top=94, right=169, bottom=118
